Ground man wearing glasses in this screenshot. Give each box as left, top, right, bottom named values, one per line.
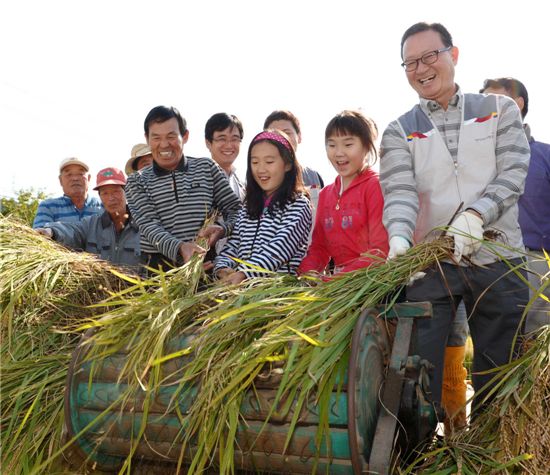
left=204, top=112, right=245, bottom=201
left=379, top=22, right=530, bottom=426
left=204, top=112, right=246, bottom=255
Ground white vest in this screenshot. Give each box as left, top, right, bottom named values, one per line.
left=397, top=94, right=524, bottom=265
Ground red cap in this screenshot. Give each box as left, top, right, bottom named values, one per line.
left=93, top=167, right=126, bottom=190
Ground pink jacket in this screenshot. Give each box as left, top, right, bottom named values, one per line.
left=299, top=168, right=389, bottom=275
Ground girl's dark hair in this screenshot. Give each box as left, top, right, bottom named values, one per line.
left=245, top=129, right=305, bottom=219
left=325, top=110, right=379, bottom=167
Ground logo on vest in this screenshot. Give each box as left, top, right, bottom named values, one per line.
left=406, top=131, right=428, bottom=142
left=465, top=112, right=498, bottom=125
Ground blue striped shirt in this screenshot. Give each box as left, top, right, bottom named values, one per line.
left=32, top=195, right=103, bottom=229
left=214, top=195, right=312, bottom=278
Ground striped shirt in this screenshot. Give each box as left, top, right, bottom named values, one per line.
left=380, top=88, right=530, bottom=247
left=214, top=195, right=312, bottom=278
left=125, top=156, right=241, bottom=263
left=32, top=195, right=103, bottom=229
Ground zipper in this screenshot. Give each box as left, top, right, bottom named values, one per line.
left=171, top=172, right=179, bottom=202
left=335, top=178, right=345, bottom=210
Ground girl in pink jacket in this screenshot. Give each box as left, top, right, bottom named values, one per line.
left=299, top=110, right=389, bottom=276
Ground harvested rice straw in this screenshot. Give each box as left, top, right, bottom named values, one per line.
left=401, top=318, right=549, bottom=474
left=69, top=238, right=451, bottom=473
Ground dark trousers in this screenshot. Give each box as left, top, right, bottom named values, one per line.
left=143, top=253, right=177, bottom=274
left=407, top=259, right=528, bottom=410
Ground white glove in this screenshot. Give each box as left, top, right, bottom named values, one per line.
left=448, top=211, right=484, bottom=261
left=36, top=228, right=53, bottom=238
left=408, top=271, right=426, bottom=285
left=388, top=236, right=411, bottom=259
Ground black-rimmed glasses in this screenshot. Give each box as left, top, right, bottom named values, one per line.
left=401, top=46, right=452, bottom=72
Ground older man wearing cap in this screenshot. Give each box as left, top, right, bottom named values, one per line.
left=125, top=144, right=153, bottom=175
left=36, top=167, right=142, bottom=270
left=32, top=157, right=103, bottom=229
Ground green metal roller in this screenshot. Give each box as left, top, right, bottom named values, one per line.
left=64, top=302, right=438, bottom=474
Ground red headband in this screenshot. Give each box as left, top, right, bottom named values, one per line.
left=252, top=131, right=292, bottom=152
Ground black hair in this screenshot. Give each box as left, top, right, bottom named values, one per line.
left=325, top=110, right=379, bottom=167
left=144, top=106, right=187, bottom=137
left=204, top=113, right=244, bottom=142
left=263, top=110, right=301, bottom=135
left=480, top=77, right=529, bottom=118
left=245, top=129, right=305, bottom=219
left=400, top=22, right=453, bottom=59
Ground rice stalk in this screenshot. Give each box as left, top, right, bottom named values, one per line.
left=7, top=220, right=547, bottom=475
left=401, top=325, right=549, bottom=474
left=1, top=216, right=141, bottom=474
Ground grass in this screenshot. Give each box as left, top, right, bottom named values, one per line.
left=2, top=216, right=549, bottom=474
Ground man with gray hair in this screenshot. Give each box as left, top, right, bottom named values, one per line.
left=32, top=157, right=102, bottom=229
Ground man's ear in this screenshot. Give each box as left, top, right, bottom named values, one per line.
left=205, top=139, right=213, bottom=153
left=451, top=46, right=459, bottom=65
left=515, top=96, right=525, bottom=114
left=182, top=130, right=190, bottom=144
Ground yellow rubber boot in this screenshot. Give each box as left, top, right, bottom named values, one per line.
left=441, top=345, right=468, bottom=434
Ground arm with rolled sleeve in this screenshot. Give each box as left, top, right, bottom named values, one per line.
left=47, top=219, right=90, bottom=250
left=125, top=174, right=183, bottom=262
left=379, top=122, right=419, bottom=243
left=467, top=97, right=530, bottom=224
left=239, top=198, right=312, bottom=278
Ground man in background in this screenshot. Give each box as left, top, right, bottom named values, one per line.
left=32, top=157, right=102, bottom=229
left=36, top=167, right=142, bottom=270
left=264, top=110, right=324, bottom=229
left=205, top=112, right=245, bottom=255
left=264, top=110, right=324, bottom=189
left=205, top=112, right=245, bottom=201
left=125, top=143, right=153, bottom=176
left=481, top=77, right=550, bottom=333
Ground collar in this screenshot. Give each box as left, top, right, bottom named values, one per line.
left=62, top=194, right=93, bottom=206
left=334, top=167, right=375, bottom=194
left=100, top=206, right=136, bottom=230
left=100, top=211, right=112, bottom=228
left=224, top=165, right=237, bottom=178
left=420, top=85, right=462, bottom=113
left=152, top=155, right=188, bottom=176
left=523, top=123, right=533, bottom=142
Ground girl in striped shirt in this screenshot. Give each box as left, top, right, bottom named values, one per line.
left=214, top=130, right=312, bottom=284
